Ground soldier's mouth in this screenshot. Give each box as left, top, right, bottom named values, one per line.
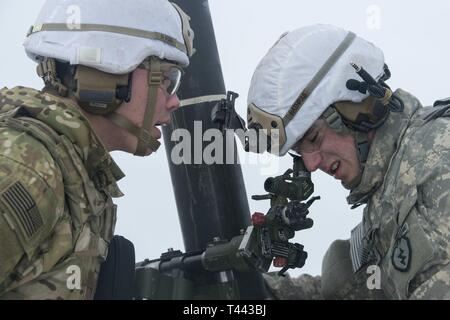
left=153, top=126, right=162, bottom=139
left=155, top=119, right=171, bottom=126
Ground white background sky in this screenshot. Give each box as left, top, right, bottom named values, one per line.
left=1, top=0, right=449, bottom=278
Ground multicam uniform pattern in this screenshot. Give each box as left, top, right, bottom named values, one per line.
left=0, top=86, right=124, bottom=299
left=265, top=89, right=450, bottom=299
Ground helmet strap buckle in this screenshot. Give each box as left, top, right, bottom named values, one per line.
left=37, top=58, right=68, bottom=96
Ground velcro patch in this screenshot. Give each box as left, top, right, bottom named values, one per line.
left=2, top=181, right=43, bottom=239
left=350, top=222, right=375, bottom=273
left=392, top=236, right=411, bottom=272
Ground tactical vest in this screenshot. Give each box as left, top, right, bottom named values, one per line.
left=0, top=87, right=119, bottom=299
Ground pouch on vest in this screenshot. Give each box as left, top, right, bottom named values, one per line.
left=94, top=235, right=135, bottom=300
left=384, top=189, right=438, bottom=299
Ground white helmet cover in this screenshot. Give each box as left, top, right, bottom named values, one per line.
left=24, top=0, right=193, bottom=74
left=247, top=24, right=385, bottom=156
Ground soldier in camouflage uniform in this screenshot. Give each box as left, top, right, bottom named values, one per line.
left=0, top=0, right=194, bottom=299
left=247, top=24, right=450, bottom=299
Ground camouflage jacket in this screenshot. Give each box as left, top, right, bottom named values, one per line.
left=0, top=86, right=125, bottom=299
left=265, top=89, right=450, bottom=300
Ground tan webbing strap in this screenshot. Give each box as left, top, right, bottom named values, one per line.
left=135, top=58, right=162, bottom=155
left=36, top=58, right=68, bottom=96
left=105, top=58, right=162, bottom=156
left=171, top=3, right=195, bottom=57
left=27, top=23, right=187, bottom=54
left=106, top=112, right=159, bottom=155
left=106, top=112, right=141, bottom=137
left=283, top=32, right=357, bottom=125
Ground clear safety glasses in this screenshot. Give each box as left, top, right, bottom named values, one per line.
left=160, top=64, right=183, bottom=96
left=139, top=60, right=183, bottom=96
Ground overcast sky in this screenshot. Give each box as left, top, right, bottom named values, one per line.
left=1, top=0, right=449, bottom=278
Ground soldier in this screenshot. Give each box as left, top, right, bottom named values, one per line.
left=247, top=24, right=450, bottom=299
left=0, top=0, right=194, bottom=299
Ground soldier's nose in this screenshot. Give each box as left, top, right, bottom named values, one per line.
left=167, top=94, right=180, bottom=112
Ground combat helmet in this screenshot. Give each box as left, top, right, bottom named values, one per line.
left=247, top=24, right=402, bottom=161
left=24, top=0, right=195, bottom=155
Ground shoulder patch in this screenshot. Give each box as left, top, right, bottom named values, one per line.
left=1, top=181, right=43, bottom=239
left=392, top=236, right=412, bottom=272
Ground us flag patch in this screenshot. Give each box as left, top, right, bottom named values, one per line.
left=2, top=181, right=43, bottom=238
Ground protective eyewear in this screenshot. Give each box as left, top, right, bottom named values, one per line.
left=161, top=65, right=183, bottom=96
left=139, top=60, right=183, bottom=96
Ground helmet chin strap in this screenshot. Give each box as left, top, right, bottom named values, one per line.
left=321, top=106, right=370, bottom=190
left=336, top=128, right=371, bottom=190
left=106, top=57, right=162, bottom=156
